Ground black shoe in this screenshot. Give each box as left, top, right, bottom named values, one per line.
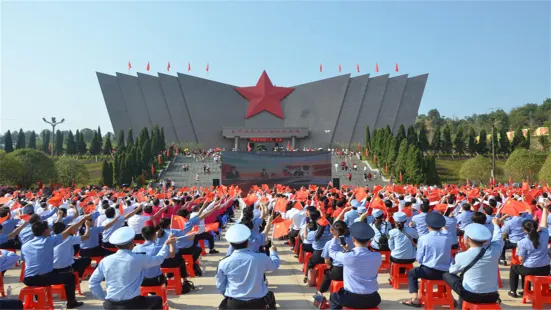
left=500, top=259, right=508, bottom=266
left=209, top=249, right=220, bottom=254
left=508, top=291, right=519, bottom=298
left=67, top=301, right=84, bottom=309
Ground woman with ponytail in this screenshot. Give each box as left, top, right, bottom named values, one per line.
left=508, top=207, right=550, bottom=298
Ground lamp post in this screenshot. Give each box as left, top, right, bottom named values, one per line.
left=485, top=117, right=499, bottom=181
left=42, top=117, right=65, bottom=156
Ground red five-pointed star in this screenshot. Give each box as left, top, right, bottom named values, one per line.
left=235, top=71, right=294, bottom=119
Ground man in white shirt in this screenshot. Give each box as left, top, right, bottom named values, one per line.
left=282, top=202, right=306, bottom=250
left=127, top=203, right=166, bottom=240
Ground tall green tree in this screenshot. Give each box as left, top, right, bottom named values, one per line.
left=442, top=124, right=452, bottom=154
left=127, top=129, right=134, bottom=147
left=117, top=129, right=125, bottom=150
left=511, top=127, right=525, bottom=151
left=77, top=131, right=87, bottom=155
left=431, top=127, right=441, bottom=153
left=396, top=125, right=406, bottom=143
left=89, top=131, right=102, bottom=155
left=160, top=127, right=166, bottom=150
left=386, top=136, right=399, bottom=171
left=28, top=131, right=37, bottom=149
left=405, top=146, right=423, bottom=184
left=16, top=129, right=26, bottom=150
left=499, top=127, right=510, bottom=155
left=395, top=139, right=409, bottom=176
left=54, top=130, right=64, bottom=155
left=477, top=129, right=488, bottom=154
left=9, top=149, right=56, bottom=187
left=365, top=125, right=371, bottom=150
left=523, top=129, right=531, bottom=149
left=97, top=126, right=102, bottom=141
left=418, top=123, right=430, bottom=153
left=103, top=135, right=113, bottom=155
left=101, top=160, right=114, bottom=187
left=41, top=130, right=50, bottom=153
left=407, top=125, right=417, bottom=147
left=467, top=127, right=477, bottom=154
left=141, top=139, right=152, bottom=169
left=66, top=130, right=77, bottom=155
left=114, top=153, right=122, bottom=185
left=453, top=127, right=465, bottom=156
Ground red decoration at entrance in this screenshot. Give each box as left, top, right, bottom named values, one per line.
left=235, top=71, right=294, bottom=119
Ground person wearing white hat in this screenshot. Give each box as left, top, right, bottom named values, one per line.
left=89, top=226, right=176, bottom=309
left=216, top=224, right=279, bottom=309
left=388, top=212, right=418, bottom=266
left=443, top=219, right=506, bottom=308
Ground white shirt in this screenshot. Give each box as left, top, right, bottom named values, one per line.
left=190, top=212, right=205, bottom=233
left=127, top=214, right=151, bottom=234
left=289, top=210, right=306, bottom=231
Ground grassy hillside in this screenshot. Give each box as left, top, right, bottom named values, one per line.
left=436, top=157, right=507, bottom=184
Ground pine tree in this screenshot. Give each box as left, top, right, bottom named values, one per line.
left=407, top=125, right=418, bottom=147
left=396, top=125, right=406, bottom=143
left=499, top=127, right=510, bottom=155
left=117, top=129, right=125, bottom=150
left=103, top=135, right=113, bottom=155
left=418, top=123, right=430, bottom=153
left=28, top=131, right=37, bottom=149
left=371, top=129, right=379, bottom=155
left=113, top=153, right=121, bottom=185
left=141, top=139, right=152, bottom=169
left=405, top=146, right=423, bottom=184
left=55, top=130, right=64, bottom=155
left=151, top=135, right=158, bottom=159
left=395, top=139, right=409, bottom=176
left=424, top=156, right=440, bottom=185
left=386, top=136, right=399, bottom=172
left=453, top=127, right=465, bottom=156
left=511, top=127, right=525, bottom=151
left=431, top=127, right=441, bottom=153
left=66, top=130, right=77, bottom=155
left=442, top=124, right=452, bottom=154
left=4, top=130, right=14, bottom=153
left=16, top=129, right=26, bottom=150
left=41, top=130, right=50, bottom=153
left=89, top=131, right=101, bottom=155
left=365, top=125, right=371, bottom=150
left=127, top=129, right=134, bottom=147
left=523, top=129, right=531, bottom=149
left=77, top=131, right=87, bottom=155
left=477, top=129, right=488, bottom=154
left=467, top=127, right=477, bottom=154
left=160, top=127, right=166, bottom=150
left=101, top=160, right=114, bottom=187
left=97, top=126, right=102, bottom=141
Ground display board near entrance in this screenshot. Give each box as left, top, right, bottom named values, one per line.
left=221, top=151, right=331, bottom=191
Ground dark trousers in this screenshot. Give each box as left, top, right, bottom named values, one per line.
left=223, top=291, right=276, bottom=309
left=23, top=271, right=77, bottom=302
left=103, top=242, right=117, bottom=249
left=141, top=274, right=167, bottom=287
left=103, top=295, right=163, bottom=309
left=500, top=240, right=517, bottom=260
left=79, top=246, right=114, bottom=258
left=161, top=255, right=188, bottom=278
left=320, top=266, right=344, bottom=293
left=443, top=272, right=499, bottom=308
left=330, top=289, right=381, bottom=309
left=194, top=232, right=215, bottom=250
left=509, top=264, right=551, bottom=292
left=178, top=246, right=202, bottom=274
left=306, top=249, right=324, bottom=276
left=0, top=239, right=21, bottom=250
left=302, top=243, right=313, bottom=253
left=54, top=257, right=92, bottom=278
left=0, top=299, right=23, bottom=309
left=288, top=229, right=300, bottom=247
left=408, top=265, right=446, bottom=293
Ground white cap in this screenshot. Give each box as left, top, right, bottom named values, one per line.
left=372, top=209, right=383, bottom=218
left=464, top=223, right=492, bottom=242
left=109, top=226, right=135, bottom=245
left=225, top=224, right=251, bottom=244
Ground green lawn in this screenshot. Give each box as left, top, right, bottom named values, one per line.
left=436, top=157, right=507, bottom=184
left=85, top=161, right=103, bottom=185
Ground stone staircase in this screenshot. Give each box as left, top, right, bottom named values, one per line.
left=162, top=155, right=221, bottom=187
left=331, top=154, right=387, bottom=187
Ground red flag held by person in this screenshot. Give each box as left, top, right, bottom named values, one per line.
left=317, top=217, right=330, bottom=227
left=272, top=217, right=293, bottom=238
left=128, top=61, right=132, bottom=71
left=498, top=199, right=527, bottom=217
left=167, top=61, right=171, bottom=72
left=274, top=198, right=288, bottom=213
left=356, top=64, right=360, bottom=73
left=293, top=201, right=303, bottom=211
left=119, top=201, right=124, bottom=216
left=376, top=63, right=379, bottom=73
left=146, top=62, right=150, bottom=71
left=171, top=215, right=187, bottom=230
left=395, top=62, right=399, bottom=72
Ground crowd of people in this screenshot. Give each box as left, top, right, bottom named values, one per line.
left=0, top=182, right=550, bottom=309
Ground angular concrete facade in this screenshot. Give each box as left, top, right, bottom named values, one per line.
left=97, top=71, right=428, bottom=149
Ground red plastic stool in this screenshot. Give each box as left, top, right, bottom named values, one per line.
left=82, top=256, right=102, bottom=279
left=140, top=285, right=169, bottom=310
left=298, top=244, right=304, bottom=263
left=510, top=248, right=521, bottom=265
left=522, top=275, right=551, bottom=309
left=182, top=254, right=196, bottom=278
left=462, top=301, right=501, bottom=310
left=315, top=264, right=329, bottom=290
left=0, top=272, right=5, bottom=297
left=330, top=280, right=344, bottom=293
left=161, top=267, right=182, bottom=295
left=378, top=251, right=390, bottom=272
left=51, top=272, right=82, bottom=300
left=497, top=267, right=503, bottom=288
left=134, top=239, right=145, bottom=246
left=199, top=240, right=206, bottom=256
left=419, top=279, right=455, bottom=309
left=294, top=237, right=300, bottom=254
left=389, top=263, right=413, bottom=289
left=458, top=237, right=467, bottom=251
left=303, top=252, right=312, bottom=273
left=451, top=248, right=459, bottom=258
left=19, top=261, right=25, bottom=282
left=18, top=286, right=54, bottom=310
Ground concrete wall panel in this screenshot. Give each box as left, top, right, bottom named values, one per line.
left=96, top=72, right=132, bottom=138
left=393, top=74, right=429, bottom=132
left=331, top=75, right=370, bottom=148
left=374, top=74, right=408, bottom=132
left=283, top=75, right=350, bottom=149
left=137, top=73, right=179, bottom=143
left=350, top=74, right=389, bottom=145
left=178, top=73, right=246, bottom=149
left=158, top=73, right=198, bottom=144
left=115, top=73, right=153, bottom=135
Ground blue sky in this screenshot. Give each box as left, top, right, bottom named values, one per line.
left=1, top=1, right=550, bottom=133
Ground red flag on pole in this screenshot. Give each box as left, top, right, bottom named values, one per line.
left=167, top=61, right=171, bottom=72
left=395, top=62, right=399, bottom=72
left=375, top=63, right=379, bottom=73
left=356, top=64, right=360, bottom=73
left=357, top=143, right=361, bottom=152
left=374, top=155, right=377, bottom=165
left=206, top=63, right=209, bottom=72
left=146, top=62, right=150, bottom=71
left=128, top=61, right=132, bottom=71
left=338, top=64, right=342, bottom=72
left=509, top=176, right=512, bottom=186
left=158, top=155, right=162, bottom=165
left=142, top=172, right=145, bottom=184
left=400, top=171, right=403, bottom=183
left=188, top=62, right=191, bottom=72
left=385, top=164, right=388, bottom=173
left=319, top=64, right=323, bottom=72
left=365, top=148, right=369, bottom=158
left=151, top=164, right=155, bottom=175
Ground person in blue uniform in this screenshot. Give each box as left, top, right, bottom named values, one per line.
left=328, top=222, right=382, bottom=309
left=443, top=220, right=504, bottom=308
left=305, top=216, right=333, bottom=282
left=216, top=224, right=279, bottom=309
left=89, top=226, right=177, bottom=309
left=155, top=218, right=190, bottom=287
left=456, top=203, right=473, bottom=236
left=500, top=211, right=528, bottom=265
left=410, top=200, right=430, bottom=237
left=508, top=207, right=550, bottom=298
left=22, top=215, right=90, bottom=309
left=78, top=212, right=119, bottom=258
left=402, top=212, right=452, bottom=307
left=133, top=226, right=175, bottom=286
left=369, top=209, right=391, bottom=251
left=52, top=221, right=91, bottom=278
left=389, top=212, right=418, bottom=266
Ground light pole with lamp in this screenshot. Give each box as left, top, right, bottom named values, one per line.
left=42, top=117, right=65, bottom=156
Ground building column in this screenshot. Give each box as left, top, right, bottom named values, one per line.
left=234, top=137, right=239, bottom=150
left=292, top=136, right=296, bottom=150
